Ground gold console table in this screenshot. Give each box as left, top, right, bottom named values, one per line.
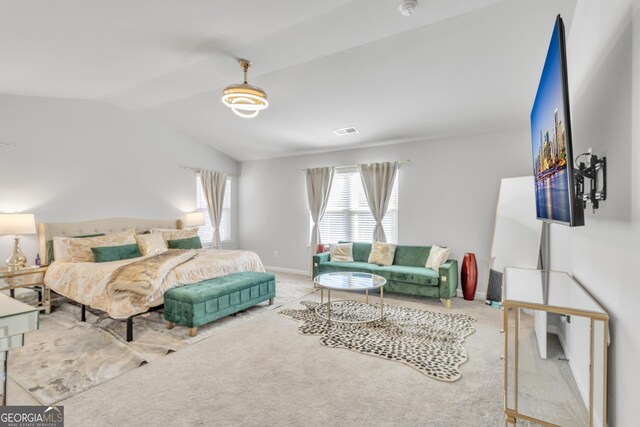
left=503, top=267, right=609, bottom=427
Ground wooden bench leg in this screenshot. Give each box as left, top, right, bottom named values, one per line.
left=189, top=327, right=197, bottom=337
left=268, top=298, right=274, bottom=306
left=166, top=321, right=175, bottom=330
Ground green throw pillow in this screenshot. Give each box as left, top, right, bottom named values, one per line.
left=91, top=244, right=142, bottom=263
left=167, top=236, right=203, bottom=249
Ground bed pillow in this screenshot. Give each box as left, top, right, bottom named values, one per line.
left=91, top=244, right=142, bottom=263
left=368, top=242, right=397, bottom=266
left=135, top=233, right=168, bottom=256
left=151, top=228, right=198, bottom=243
left=47, top=233, right=105, bottom=263
left=425, top=245, right=451, bottom=271
left=53, top=229, right=136, bottom=262
left=329, top=242, right=354, bottom=262
left=167, top=236, right=203, bottom=250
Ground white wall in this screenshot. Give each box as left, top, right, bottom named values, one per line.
left=239, top=128, right=532, bottom=293
left=491, top=176, right=542, bottom=273
left=0, top=94, right=239, bottom=261
left=548, top=0, right=640, bottom=425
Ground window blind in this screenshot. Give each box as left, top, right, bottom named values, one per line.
left=196, top=177, right=232, bottom=245
left=317, top=169, right=398, bottom=244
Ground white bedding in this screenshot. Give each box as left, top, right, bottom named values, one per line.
left=44, top=248, right=266, bottom=318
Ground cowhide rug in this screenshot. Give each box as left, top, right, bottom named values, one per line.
left=280, top=300, right=476, bottom=382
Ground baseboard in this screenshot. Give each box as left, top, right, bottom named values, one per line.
left=455, top=289, right=487, bottom=300
left=265, top=266, right=310, bottom=277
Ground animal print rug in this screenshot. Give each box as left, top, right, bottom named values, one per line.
left=279, top=300, right=476, bottom=382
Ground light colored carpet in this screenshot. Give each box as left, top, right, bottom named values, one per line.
left=56, top=274, right=509, bottom=427
left=8, top=271, right=316, bottom=405
left=7, top=272, right=585, bottom=426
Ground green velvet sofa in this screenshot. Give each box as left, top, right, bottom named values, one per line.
left=312, top=242, right=458, bottom=308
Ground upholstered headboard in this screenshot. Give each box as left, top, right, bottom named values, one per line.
left=38, top=217, right=182, bottom=264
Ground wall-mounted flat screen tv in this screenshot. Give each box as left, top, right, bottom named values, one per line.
left=530, top=15, right=584, bottom=227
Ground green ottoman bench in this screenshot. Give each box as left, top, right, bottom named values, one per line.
left=163, top=271, right=276, bottom=337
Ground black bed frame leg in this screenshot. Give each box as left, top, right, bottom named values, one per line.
left=81, top=304, right=86, bottom=322
left=126, top=317, right=133, bottom=342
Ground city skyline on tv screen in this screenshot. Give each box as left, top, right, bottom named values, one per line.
left=531, top=18, right=572, bottom=224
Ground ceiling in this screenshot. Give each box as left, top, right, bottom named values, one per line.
left=0, top=0, right=577, bottom=161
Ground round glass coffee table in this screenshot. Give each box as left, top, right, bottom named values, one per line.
left=313, top=272, right=387, bottom=324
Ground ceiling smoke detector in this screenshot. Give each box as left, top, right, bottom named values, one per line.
left=399, top=0, right=418, bottom=16
left=333, top=127, right=359, bottom=136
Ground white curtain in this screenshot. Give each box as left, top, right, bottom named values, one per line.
left=358, top=162, right=398, bottom=242
left=200, top=170, right=228, bottom=248
left=305, top=167, right=334, bottom=268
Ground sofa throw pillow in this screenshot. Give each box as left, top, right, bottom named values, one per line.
left=368, top=242, right=397, bottom=266
left=135, top=233, right=168, bottom=256
left=91, top=244, right=142, bottom=263
left=167, top=236, right=203, bottom=249
left=330, top=242, right=354, bottom=262
left=425, top=245, right=451, bottom=271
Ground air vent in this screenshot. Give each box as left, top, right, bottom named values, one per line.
left=333, top=127, right=359, bottom=136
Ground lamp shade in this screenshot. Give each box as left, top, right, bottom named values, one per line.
left=184, top=212, right=205, bottom=228
left=0, top=214, right=36, bottom=235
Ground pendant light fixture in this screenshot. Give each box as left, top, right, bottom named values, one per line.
left=221, top=59, right=268, bottom=118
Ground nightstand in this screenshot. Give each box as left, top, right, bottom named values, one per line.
left=0, top=266, right=50, bottom=314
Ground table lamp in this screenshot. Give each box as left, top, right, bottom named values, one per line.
left=0, top=213, right=36, bottom=271
left=184, top=212, right=205, bottom=229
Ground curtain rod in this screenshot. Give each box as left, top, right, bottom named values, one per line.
left=297, top=159, right=410, bottom=172
left=180, top=165, right=240, bottom=177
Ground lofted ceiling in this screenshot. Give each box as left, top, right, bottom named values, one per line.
left=0, top=0, right=576, bottom=161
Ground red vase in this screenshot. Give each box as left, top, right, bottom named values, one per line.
left=461, top=253, right=478, bottom=301
left=316, top=244, right=329, bottom=254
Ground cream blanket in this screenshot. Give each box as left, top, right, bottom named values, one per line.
left=45, top=248, right=266, bottom=318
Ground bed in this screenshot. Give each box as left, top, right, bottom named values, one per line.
left=37, top=217, right=266, bottom=340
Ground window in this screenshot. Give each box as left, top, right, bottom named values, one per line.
left=317, top=169, right=398, bottom=244
left=196, top=177, right=231, bottom=245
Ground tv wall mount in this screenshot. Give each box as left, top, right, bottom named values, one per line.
left=574, top=153, right=607, bottom=212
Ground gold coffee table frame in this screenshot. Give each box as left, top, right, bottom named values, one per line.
left=313, top=272, right=387, bottom=324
